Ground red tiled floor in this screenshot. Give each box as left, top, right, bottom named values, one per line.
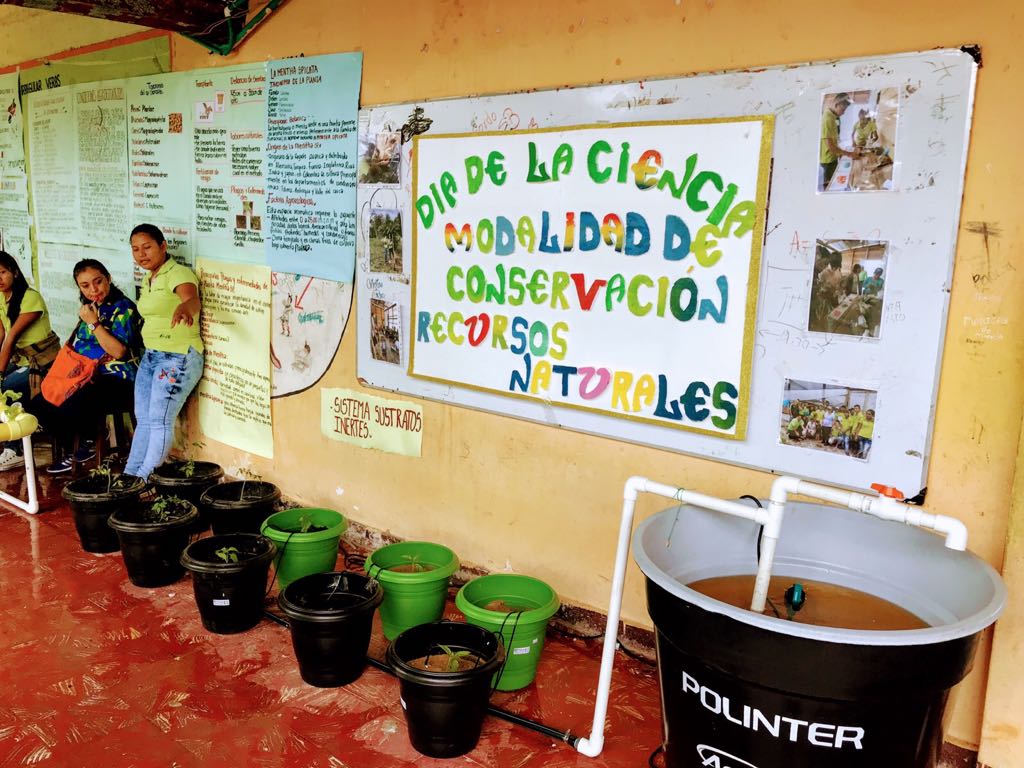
left=0, top=474, right=664, bottom=767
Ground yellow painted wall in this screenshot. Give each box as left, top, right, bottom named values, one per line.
left=1, top=0, right=1021, bottom=757
left=0, top=7, right=144, bottom=59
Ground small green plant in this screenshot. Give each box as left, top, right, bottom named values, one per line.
left=297, top=512, right=314, bottom=533
left=88, top=457, right=125, bottom=493
left=435, top=644, right=472, bottom=672
left=182, top=441, right=206, bottom=478
left=215, top=546, right=240, bottom=563
left=238, top=467, right=263, bottom=499
left=148, top=495, right=187, bottom=523
left=400, top=553, right=425, bottom=572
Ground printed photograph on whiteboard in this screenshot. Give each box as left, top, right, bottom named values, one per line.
left=818, top=88, right=898, bottom=193
left=368, top=209, right=403, bottom=274
left=358, top=126, right=402, bottom=185
left=780, top=379, right=877, bottom=461
left=370, top=298, right=403, bottom=366
left=195, top=100, right=215, bottom=124
left=808, top=239, right=887, bottom=338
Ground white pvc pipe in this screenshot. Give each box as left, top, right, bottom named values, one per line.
left=769, top=476, right=968, bottom=551
left=576, top=476, right=783, bottom=757
left=0, top=434, right=40, bottom=516
left=578, top=473, right=970, bottom=758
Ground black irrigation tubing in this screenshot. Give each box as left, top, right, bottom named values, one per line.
left=261, top=611, right=580, bottom=748
left=362, top=656, right=579, bottom=747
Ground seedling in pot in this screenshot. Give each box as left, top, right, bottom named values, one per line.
left=387, top=553, right=436, bottom=573
left=182, top=441, right=206, bottom=478
left=271, top=512, right=328, bottom=534
left=89, top=457, right=126, bottom=494
left=413, top=644, right=481, bottom=672
left=145, top=495, right=189, bottom=523
left=215, top=546, right=240, bottom=563
left=238, top=467, right=263, bottom=500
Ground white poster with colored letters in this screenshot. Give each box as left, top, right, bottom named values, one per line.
left=409, top=120, right=771, bottom=438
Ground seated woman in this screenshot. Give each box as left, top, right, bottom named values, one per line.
left=124, top=223, right=203, bottom=481
left=29, top=259, right=142, bottom=474
left=0, top=250, right=60, bottom=470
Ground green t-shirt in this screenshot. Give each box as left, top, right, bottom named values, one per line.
left=854, top=119, right=877, bottom=147
left=0, top=288, right=53, bottom=365
left=787, top=417, right=804, bottom=431
left=859, top=419, right=874, bottom=439
left=820, top=109, right=840, bottom=164
left=137, top=259, right=203, bottom=354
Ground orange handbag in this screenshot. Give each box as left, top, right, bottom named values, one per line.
left=40, top=345, right=101, bottom=406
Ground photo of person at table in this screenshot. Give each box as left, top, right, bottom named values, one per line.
left=818, top=88, right=899, bottom=192
left=809, top=239, right=888, bottom=339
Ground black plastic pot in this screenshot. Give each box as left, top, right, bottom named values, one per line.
left=278, top=571, right=384, bottom=687
left=62, top=474, right=147, bottom=553
left=108, top=501, right=199, bottom=587
left=150, top=461, right=224, bottom=531
left=387, top=621, right=503, bottom=758
left=200, top=481, right=281, bottom=535
left=180, top=533, right=276, bottom=634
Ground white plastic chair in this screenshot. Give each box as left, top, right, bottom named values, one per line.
left=0, top=412, right=40, bottom=515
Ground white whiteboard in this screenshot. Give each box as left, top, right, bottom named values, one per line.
left=356, top=49, right=977, bottom=493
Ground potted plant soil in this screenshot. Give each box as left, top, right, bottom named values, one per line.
left=364, top=541, right=460, bottom=640
left=455, top=573, right=561, bottom=691
left=180, top=533, right=276, bottom=634
left=108, top=495, right=199, bottom=587
left=278, top=571, right=383, bottom=687
left=199, top=469, right=280, bottom=535
left=150, top=447, right=223, bottom=530
left=387, top=621, right=503, bottom=758
left=62, top=463, right=146, bottom=553
left=260, top=508, right=347, bottom=589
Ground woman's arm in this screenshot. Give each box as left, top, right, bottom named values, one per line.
left=0, top=311, right=42, bottom=372
left=171, top=283, right=201, bottom=327
left=79, top=303, right=128, bottom=359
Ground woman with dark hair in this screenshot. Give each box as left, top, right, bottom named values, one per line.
left=28, top=259, right=142, bottom=474
left=124, top=223, right=203, bottom=481
left=0, top=250, right=60, bottom=470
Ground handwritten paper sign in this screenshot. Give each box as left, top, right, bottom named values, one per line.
left=410, top=118, right=772, bottom=438
left=192, top=65, right=266, bottom=264
left=266, top=52, right=362, bottom=281
left=320, top=388, right=422, bottom=457
left=0, top=72, right=30, bottom=271
left=197, top=259, right=274, bottom=457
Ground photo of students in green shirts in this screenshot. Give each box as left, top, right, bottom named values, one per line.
left=779, top=380, right=878, bottom=460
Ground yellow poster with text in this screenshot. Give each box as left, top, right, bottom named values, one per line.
left=197, top=258, right=274, bottom=458
left=321, top=388, right=422, bottom=457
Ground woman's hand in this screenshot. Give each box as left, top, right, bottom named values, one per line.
left=171, top=303, right=194, bottom=327
left=79, top=302, right=99, bottom=326
left=172, top=283, right=201, bottom=328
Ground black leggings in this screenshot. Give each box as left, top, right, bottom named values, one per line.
left=28, top=376, right=135, bottom=451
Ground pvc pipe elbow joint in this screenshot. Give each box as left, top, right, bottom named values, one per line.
left=575, top=735, right=603, bottom=757
left=935, top=516, right=968, bottom=551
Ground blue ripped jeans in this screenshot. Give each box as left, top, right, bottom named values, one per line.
left=125, top=348, right=204, bottom=480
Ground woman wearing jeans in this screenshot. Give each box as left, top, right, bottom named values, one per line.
left=124, top=224, right=203, bottom=481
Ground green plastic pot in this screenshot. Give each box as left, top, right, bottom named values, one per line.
left=365, top=541, right=459, bottom=640
left=455, top=573, right=560, bottom=690
left=260, top=508, right=347, bottom=589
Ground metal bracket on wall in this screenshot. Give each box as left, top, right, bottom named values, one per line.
left=184, top=0, right=287, bottom=57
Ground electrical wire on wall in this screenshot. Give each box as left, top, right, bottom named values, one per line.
left=186, top=0, right=287, bottom=56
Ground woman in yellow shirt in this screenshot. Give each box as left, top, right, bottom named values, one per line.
left=123, top=224, right=204, bottom=480
left=0, top=250, right=60, bottom=470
